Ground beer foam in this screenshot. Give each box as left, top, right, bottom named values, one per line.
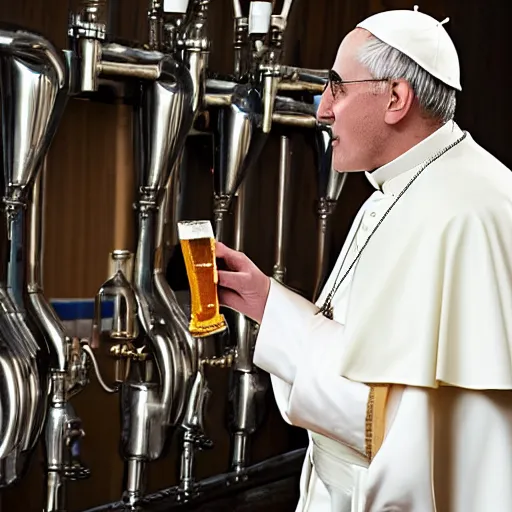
left=177, top=220, right=215, bottom=240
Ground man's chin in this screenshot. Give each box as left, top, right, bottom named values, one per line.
left=332, top=166, right=367, bottom=173
left=332, top=153, right=368, bottom=173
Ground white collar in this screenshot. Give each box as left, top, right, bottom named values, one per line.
left=365, top=121, right=465, bottom=195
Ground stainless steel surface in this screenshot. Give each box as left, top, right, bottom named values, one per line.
left=226, top=311, right=255, bottom=374
left=98, top=61, right=161, bottom=80
left=0, top=309, right=25, bottom=459
left=0, top=26, right=68, bottom=220
left=155, top=176, right=210, bottom=495
left=224, top=183, right=269, bottom=474
left=101, top=43, right=163, bottom=63
left=277, top=66, right=328, bottom=94
left=178, top=363, right=212, bottom=494
left=162, top=151, right=185, bottom=249
left=0, top=25, right=70, bottom=496
left=206, top=78, right=238, bottom=93
left=233, top=186, right=245, bottom=253
left=30, top=166, right=92, bottom=512
left=148, top=0, right=164, bottom=51
left=1, top=25, right=95, bottom=510
left=229, top=372, right=269, bottom=472
left=255, top=0, right=296, bottom=133
left=134, top=58, right=194, bottom=196
left=272, top=112, right=317, bottom=129
left=0, top=2, right=347, bottom=509
left=233, top=17, right=249, bottom=79
left=179, top=0, right=211, bottom=116
left=205, top=93, right=232, bottom=107
left=131, top=61, right=195, bottom=419
left=277, top=80, right=326, bottom=93
left=27, top=168, right=67, bottom=372
left=273, top=135, right=291, bottom=284
left=71, top=2, right=206, bottom=504
left=213, top=84, right=267, bottom=242
left=80, top=38, right=101, bottom=91
left=90, top=40, right=197, bottom=505
left=232, top=0, right=248, bottom=79
left=124, top=458, right=146, bottom=507
left=68, top=0, right=107, bottom=92
left=261, top=67, right=280, bottom=133
left=44, top=386, right=90, bottom=511
left=279, top=65, right=329, bottom=81
left=69, top=3, right=190, bottom=92
left=213, top=0, right=314, bottom=476
left=213, top=84, right=266, bottom=198
left=121, top=383, right=166, bottom=461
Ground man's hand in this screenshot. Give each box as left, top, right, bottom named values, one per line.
left=215, top=241, right=271, bottom=324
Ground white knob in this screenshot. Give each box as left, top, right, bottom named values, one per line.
left=163, top=0, right=189, bottom=13
left=233, top=0, right=242, bottom=19
left=249, top=1, right=272, bottom=35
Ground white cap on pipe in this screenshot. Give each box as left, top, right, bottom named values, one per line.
left=249, top=1, right=273, bottom=35
left=163, top=0, right=189, bottom=14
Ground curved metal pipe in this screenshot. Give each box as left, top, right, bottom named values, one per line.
left=27, top=167, right=68, bottom=373
left=107, top=49, right=196, bottom=504
left=81, top=344, right=119, bottom=394
left=0, top=337, right=22, bottom=458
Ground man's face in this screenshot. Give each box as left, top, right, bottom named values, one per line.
left=317, top=29, right=390, bottom=173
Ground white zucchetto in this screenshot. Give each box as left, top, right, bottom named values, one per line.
left=357, top=6, right=461, bottom=90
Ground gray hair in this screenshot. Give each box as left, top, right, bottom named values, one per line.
left=358, top=36, right=457, bottom=123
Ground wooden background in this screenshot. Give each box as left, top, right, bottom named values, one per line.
left=0, top=0, right=509, bottom=510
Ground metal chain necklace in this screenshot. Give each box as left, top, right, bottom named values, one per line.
left=317, top=131, right=468, bottom=320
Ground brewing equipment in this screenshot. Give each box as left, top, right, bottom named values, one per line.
left=69, top=0, right=215, bottom=505
left=219, top=0, right=332, bottom=476
left=0, top=26, right=60, bottom=491
left=0, top=23, right=103, bottom=512
left=89, top=59, right=196, bottom=511
left=0, top=1, right=344, bottom=510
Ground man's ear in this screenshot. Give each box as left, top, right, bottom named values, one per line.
left=384, top=79, right=415, bottom=125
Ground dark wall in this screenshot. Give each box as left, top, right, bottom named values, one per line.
left=0, top=0, right=508, bottom=510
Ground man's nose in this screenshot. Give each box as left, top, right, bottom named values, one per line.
left=316, top=91, right=334, bottom=124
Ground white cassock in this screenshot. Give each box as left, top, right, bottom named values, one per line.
left=253, top=120, right=512, bottom=511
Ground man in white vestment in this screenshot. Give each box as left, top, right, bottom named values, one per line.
left=216, top=7, right=512, bottom=512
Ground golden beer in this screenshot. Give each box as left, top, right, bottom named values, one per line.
left=177, top=220, right=227, bottom=337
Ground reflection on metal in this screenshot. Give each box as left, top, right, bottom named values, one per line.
left=80, top=447, right=306, bottom=511
left=90, top=48, right=196, bottom=506
left=0, top=0, right=340, bottom=509
left=212, top=84, right=267, bottom=242
left=0, top=25, right=86, bottom=512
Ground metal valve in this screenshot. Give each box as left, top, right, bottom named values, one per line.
left=203, top=352, right=234, bottom=368
left=110, top=343, right=149, bottom=362
left=63, top=418, right=91, bottom=481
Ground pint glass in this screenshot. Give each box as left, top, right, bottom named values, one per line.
left=177, top=220, right=227, bottom=337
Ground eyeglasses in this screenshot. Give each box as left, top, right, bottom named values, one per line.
left=327, top=69, right=388, bottom=98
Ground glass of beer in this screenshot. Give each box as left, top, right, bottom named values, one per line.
left=177, top=220, right=227, bottom=337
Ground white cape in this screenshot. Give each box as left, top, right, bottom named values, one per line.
left=339, top=131, right=512, bottom=389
